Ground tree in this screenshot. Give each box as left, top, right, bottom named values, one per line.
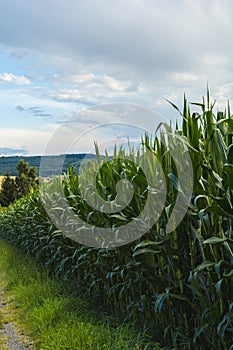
left=15, top=160, right=38, bottom=198
left=0, top=173, right=17, bottom=207
left=0, top=160, right=38, bottom=206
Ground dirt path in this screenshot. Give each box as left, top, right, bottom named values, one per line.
left=0, top=289, right=33, bottom=350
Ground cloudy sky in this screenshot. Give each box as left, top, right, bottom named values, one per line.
left=0, top=0, right=233, bottom=156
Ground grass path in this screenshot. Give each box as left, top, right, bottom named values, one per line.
left=0, top=239, right=164, bottom=350
left=0, top=288, right=33, bottom=349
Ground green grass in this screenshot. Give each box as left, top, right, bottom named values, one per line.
left=0, top=238, right=165, bottom=350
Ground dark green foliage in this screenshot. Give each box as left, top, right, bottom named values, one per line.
left=15, top=159, right=37, bottom=197
left=0, top=160, right=38, bottom=206
left=0, top=173, right=17, bottom=206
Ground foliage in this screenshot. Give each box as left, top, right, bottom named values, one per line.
left=0, top=173, right=17, bottom=206
left=0, top=91, right=232, bottom=349
left=15, top=159, right=37, bottom=198
left=0, top=160, right=38, bottom=206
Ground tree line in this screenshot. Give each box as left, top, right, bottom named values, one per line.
left=0, top=160, right=38, bottom=207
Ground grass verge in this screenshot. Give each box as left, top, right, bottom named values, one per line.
left=0, top=238, right=166, bottom=350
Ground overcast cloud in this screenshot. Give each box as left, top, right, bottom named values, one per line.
left=0, top=0, right=233, bottom=154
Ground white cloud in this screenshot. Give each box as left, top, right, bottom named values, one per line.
left=0, top=0, right=233, bottom=154
left=0, top=128, right=52, bottom=155
left=0, top=73, right=30, bottom=85
left=52, top=73, right=135, bottom=92
left=0, top=0, right=232, bottom=100
left=1, top=0, right=233, bottom=75
left=45, top=73, right=139, bottom=106
left=41, top=103, right=167, bottom=156
left=171, top=73, right=198, bottom=83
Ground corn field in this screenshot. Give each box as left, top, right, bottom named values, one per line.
left=0, top=92, right=232, bottom=350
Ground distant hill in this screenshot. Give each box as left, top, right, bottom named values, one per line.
left=0, top=154, right=97, bottom=177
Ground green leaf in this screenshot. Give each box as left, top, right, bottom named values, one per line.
left=133, top=248, right=161, bottom=257
left=189, top=102, right=206, bottom=109
left=134, top=240, right=166, bottom=249
left=193, top=324, right=208, bottom=343
left=110, top=214, right=128, bottom=221
left=205, top=205, right=233, bottom=219
left=215, top=279, right=223, bottom=294
left=154, top=293, right=167, bottom=313
left=224, top=270, right=233, bottom=278
left=227, top=144, right=233, bottom=164
left=216, top=118, right=233, bottom=130
left=203, top=237, right=227, bottom=244
left=170, top=293, right=194, bottom=308
left=165, top=99, right=182, bottom=115
left=195, top=261, right=215, bottom=271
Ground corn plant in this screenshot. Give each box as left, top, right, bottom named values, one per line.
left=0, top=90, right=232, bottom=350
